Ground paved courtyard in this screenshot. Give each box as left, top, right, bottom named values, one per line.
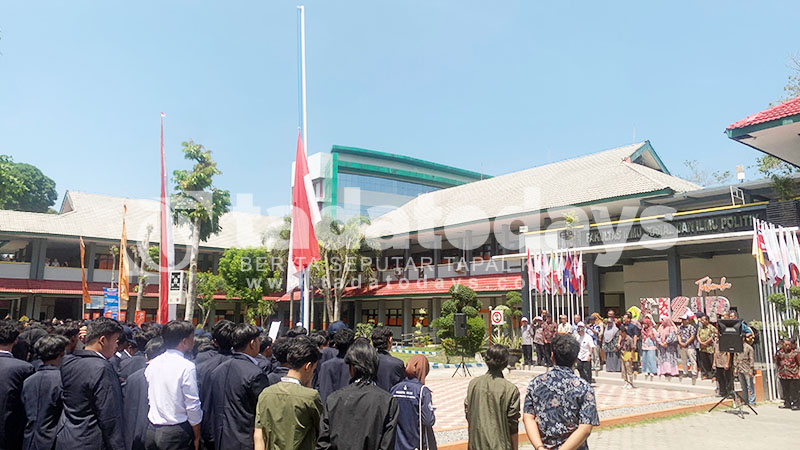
left=426, top=367, right=711, bottom=432
left=520, top=403, right=800, bottom=449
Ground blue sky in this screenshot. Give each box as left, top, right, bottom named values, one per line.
left=1, top=1, right=798, bottom=216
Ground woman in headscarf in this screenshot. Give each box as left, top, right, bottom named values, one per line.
left=656, top=316, right=680, bottom=379
left=602, top=318, right=621, bottom=372
left=640, top=314, right=658, bottom=381
left=390, top=355, right=437, bottom=450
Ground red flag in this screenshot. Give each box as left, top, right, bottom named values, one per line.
left=158, top=113, right=174, bottom=324
left=291, top=131, right=320, bottom=270
left=526, top=250, right=535, bottom=293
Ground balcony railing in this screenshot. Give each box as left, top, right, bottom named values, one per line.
left=0, top=261, right=31, bottom=279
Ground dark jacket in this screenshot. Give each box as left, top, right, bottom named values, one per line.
left=209, top=354, right=270, bottom=450
left=0, top=352, right=35, bottom=450
left=376, top=350, right=406, bottom=392
left=317, top=354, right=351, bottom=404
left=22, top=364, right=62, bottom=450
left=108, top=352, right=130, bottom=374
left=390, top=378, right=436, bottom=450
left=313, top=347, right=338, bottom=388
left=194, top=349, right=218, bottom=366
left=255, top=354, right=273, bottom=374
left=57, top=350, right=125, bottom=450
left=266, top=366, right=289, bottom=386
left=121, top=368, right=148, bottom=450
left=317, top=381, right=399, bottom=450
left=118, top=354, right=146, bottom=382
left=198, top=351, right=231, bottom=450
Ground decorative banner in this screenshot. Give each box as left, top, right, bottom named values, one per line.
left=118, top=311, right=127, bottom=322
left=671, top=296, right=690, bottom=320
left=658, top=297, right=671, bottom=320
left=134, top=310, right=146, bottom=326
left=640, top=298, right=659, bottom=320
left=83, top=312, right=91, bottom=320
left=103, top=288, right=119, bottom=320
left=704, top=296, right=731, bottom=321
left=694, top=276, right=732, bottom=296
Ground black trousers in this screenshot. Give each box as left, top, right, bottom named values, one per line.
left=522, top=345, right=533, bottom=365
left=780, top=378, right=800, bottom=408
left=146, top=422, right=194, bottom=450
left=542, top=343, right=552, bottom=366
left=698, top=351, right=713, bottom=378
left=577, top=360, right=593, bottom=383
left=535, top=343, right=546, bottom=366
left=716, top=367, right=734, bottom=398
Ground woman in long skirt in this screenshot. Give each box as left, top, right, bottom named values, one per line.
left=656, top=316, right=680, bottom=379
left=602, top=319, right=621, bottom=372
left=640, top=314, right=658, bottom=381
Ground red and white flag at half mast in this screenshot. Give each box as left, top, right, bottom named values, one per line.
left=158, top=113, right=175, bottom=324
left=289, top=130, right=321, bottom=280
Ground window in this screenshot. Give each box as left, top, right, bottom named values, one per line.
left=385, top=308, right=403, bottom=327
left=361, top=309, right=378, bottom=324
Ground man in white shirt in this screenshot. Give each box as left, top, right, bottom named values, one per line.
left=575, top=323, right=595, bottom=384
left=145, top=321, right=201, bottom=450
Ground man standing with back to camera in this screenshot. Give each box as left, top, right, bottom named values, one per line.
left=145, top=321, right=201, bottom=450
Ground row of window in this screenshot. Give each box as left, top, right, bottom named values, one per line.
left=338, top=172, right=439, bottom=197
left=360, top=308, right=429, bottom=327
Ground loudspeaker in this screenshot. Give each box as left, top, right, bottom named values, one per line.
left=718, top=319, right=743, bottom=353
left=454, top=313, right=467, bottom=337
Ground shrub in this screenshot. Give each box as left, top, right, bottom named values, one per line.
left=768, top=293, right=787, bottom=312
left=432, top=284, right=486, bottom=356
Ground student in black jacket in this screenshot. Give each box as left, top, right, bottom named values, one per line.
left=22, top=334, right=69, bottom=450
left=316, top=328, right=356, bottom=403
left=209, top=324, right=270, bottom=450
left=370, top=326, right=406, bottom=392
left=317, top=338, right=399, bottom=450
left=119, top=330, right=154, bottom=382
left=255, top=335, right=274, bottom=374
left=197, top=320, right=235, bottom=450
left=122, top=337, right=165, bottom=450
left=0, top=319, right=35, bottom=450
left=265, top=337, right=291, bottom=385
left=57, top=317, right=125, bottom=450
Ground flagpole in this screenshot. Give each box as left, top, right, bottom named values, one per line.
left=297, top=5, right=311, bottom=331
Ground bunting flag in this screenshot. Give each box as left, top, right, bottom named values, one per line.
left=118, top=204, right=130, bottom=307
left=79, top=237, right=91, bottom=304
left=752, top=222, right=767, bottom=282
left=541, top=253, right=550, bottom=293
left=533, top=251, right=542, bottom=292
left=526, top=250, right=536, bottom=293
left=287, top=130, right=321, bottom=283
left=158, top=112, right=175, bottom=324
left=563, top=252, right=574, bottom=293
left=576, top=252, right=584, bottom=291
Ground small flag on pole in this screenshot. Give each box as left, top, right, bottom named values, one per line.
left=287, top=130, right=321, bottom=280
left=80, top=237, right=91, bottom=304
left=158, top=112, right=175, bottom=324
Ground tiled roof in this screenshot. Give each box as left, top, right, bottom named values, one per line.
left=277, top=273, right=522, bottom=301
left=367, top=142, right=700, bottom=236
left=0, top=191, right=280, bottom=249
left=727, top=96, right=800, bottom=130
left=0, top=277, right=280, bottom=300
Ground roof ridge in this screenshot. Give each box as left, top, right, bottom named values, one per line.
left=622, top=161, right=700, bottom=191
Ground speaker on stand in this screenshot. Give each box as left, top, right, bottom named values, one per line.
left=452, top=313, right=471, bottom=377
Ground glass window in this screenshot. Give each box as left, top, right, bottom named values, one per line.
left=412, top=308, right=429, bottom=327
left=361, top=309, right=378, bottom=324
left=385, top=308, right=403, bottom=327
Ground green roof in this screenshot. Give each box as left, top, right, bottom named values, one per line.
left=331, top=145, right=490, bottom=181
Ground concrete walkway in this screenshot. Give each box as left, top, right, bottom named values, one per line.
left=520, top=403, right=799, bottom=449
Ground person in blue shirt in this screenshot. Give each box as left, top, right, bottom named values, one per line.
left=390, top=355, right=436, bottom=450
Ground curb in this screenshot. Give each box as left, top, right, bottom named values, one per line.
left=391, top=347, right=438, bottom=355
left=437, top=399, right=731, bottom=450
left=431, top=362, right=484, bottom=369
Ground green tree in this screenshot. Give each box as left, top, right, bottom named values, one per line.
left=504, top=290, right=523, bottom=338
left=431, top=284, right=486, bottom=356
left=196, top=271, right=225, bottom=329
left=681, top=160, right=732, bottom=187
left=756, top=155, right=798, bottom=200
left=172, top=140, right=231, bottom=321
left=218, top=247, right=282, bottom=325
left=309, top=215, right=376, bottom=323
left=0, top=156, right=57, bottom=212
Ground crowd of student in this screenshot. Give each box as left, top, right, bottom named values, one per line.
left=520, top=308, right=800, bottom=409
left=0, top=318, right=437, bottom=450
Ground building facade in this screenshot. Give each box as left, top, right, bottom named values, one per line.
left=307, top=145, right=490, bottom=219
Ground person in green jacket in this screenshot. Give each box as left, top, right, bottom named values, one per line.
left=254, top=336, right=322, bottom=450
left=465, top=345, right=521, bottom=450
